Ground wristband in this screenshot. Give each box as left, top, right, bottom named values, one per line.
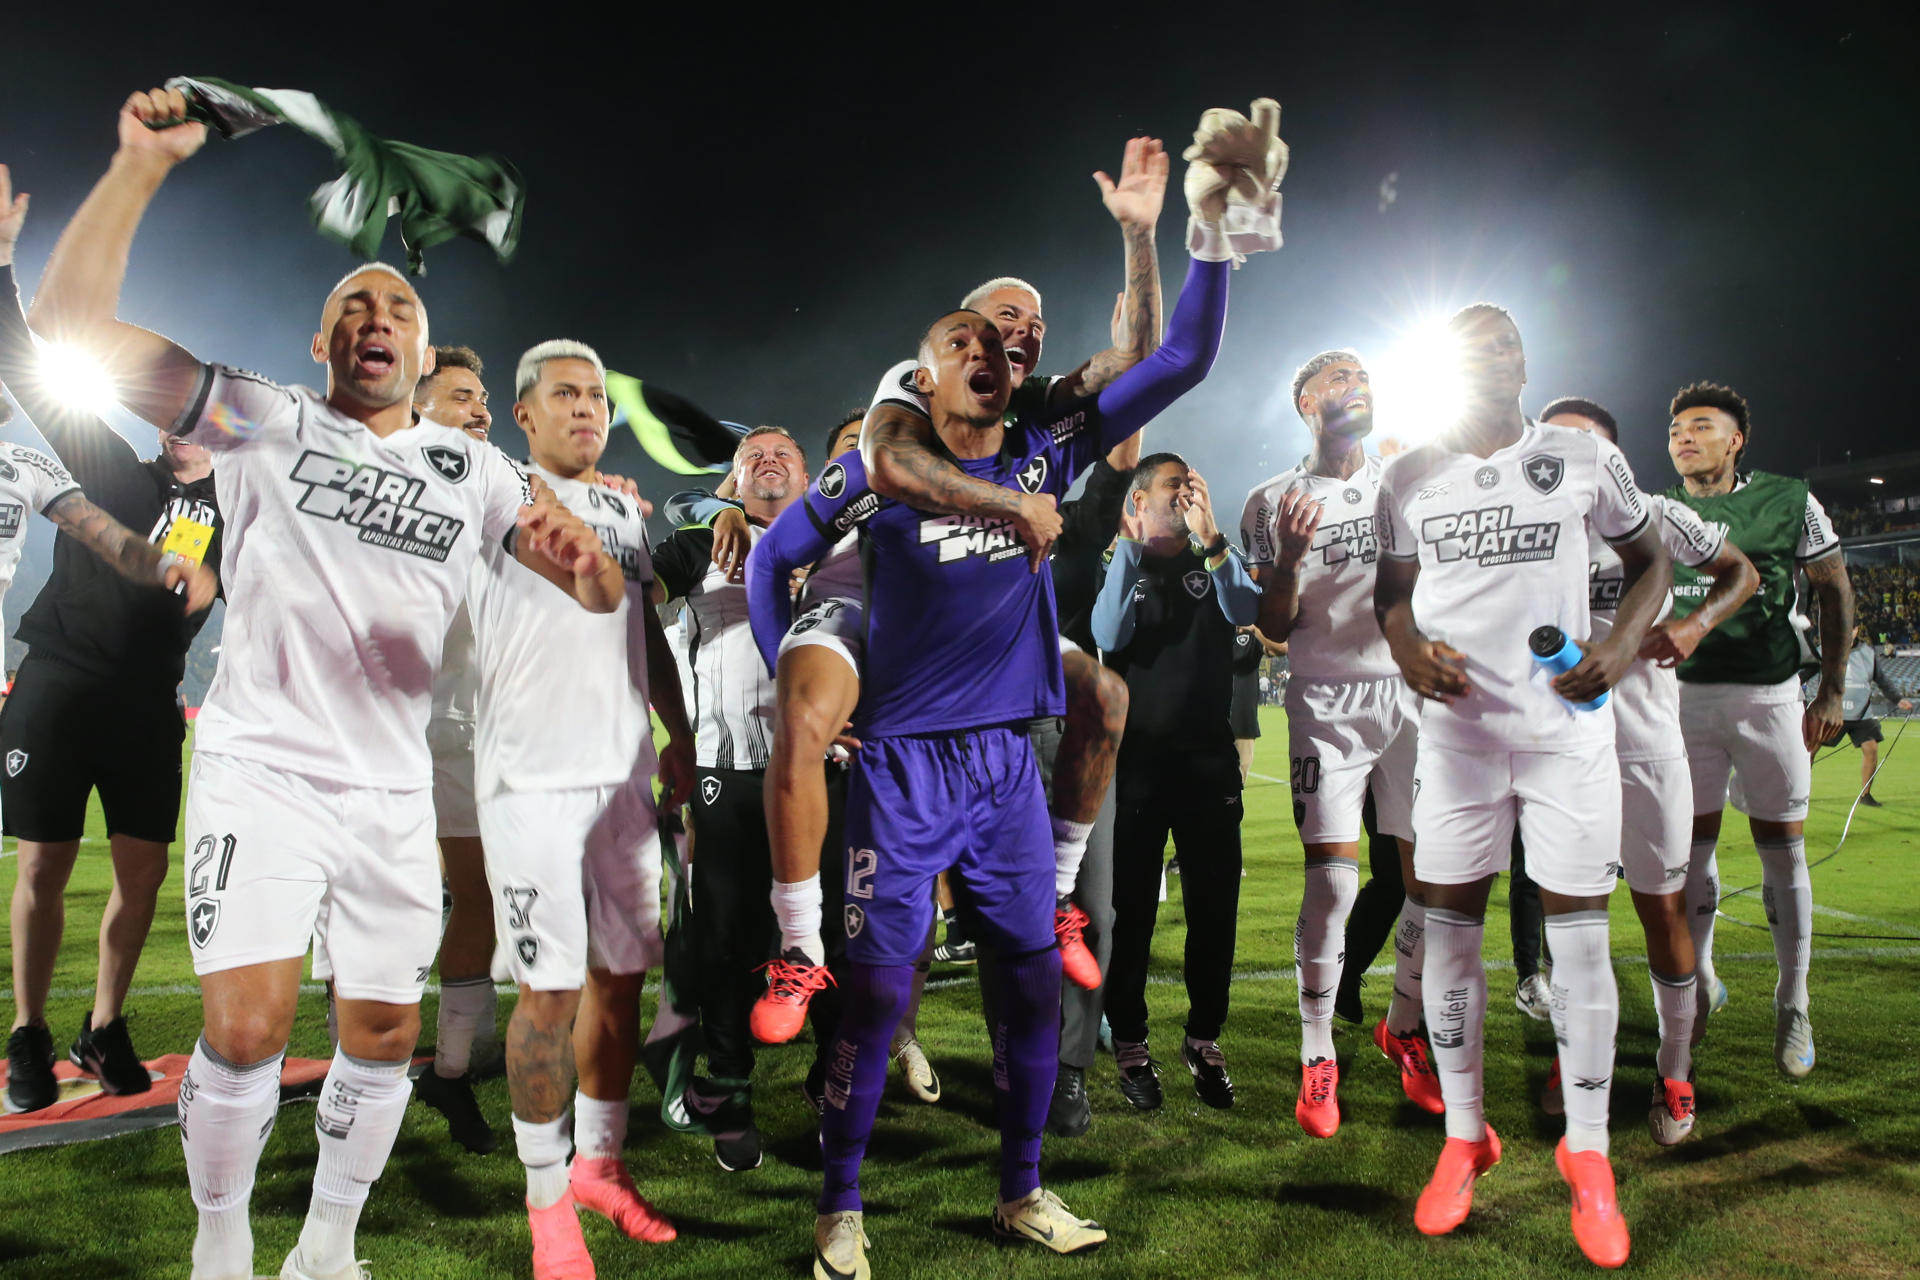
left=1187, top=216, right=1234, bottom=263
left=1204, top=533, right=1229, bottom=558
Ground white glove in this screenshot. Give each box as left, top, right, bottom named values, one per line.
left=1182, top=98, right=1287, bottom=263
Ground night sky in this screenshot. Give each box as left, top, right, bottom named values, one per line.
left=2, top=5, right=1913, bottom=508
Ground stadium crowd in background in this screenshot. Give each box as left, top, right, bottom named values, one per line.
left=0, top=79, right=1897, bottom=1280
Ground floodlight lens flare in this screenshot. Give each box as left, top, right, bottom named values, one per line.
left=35, top=342, right=122, bottom=417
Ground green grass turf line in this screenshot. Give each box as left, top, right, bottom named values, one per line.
left=1, top=712, right=1916, bottom=1277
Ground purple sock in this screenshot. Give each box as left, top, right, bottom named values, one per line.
left=994, top=947, right=1064, bottom=1203
left=818, top=962, right=913, bottom=1214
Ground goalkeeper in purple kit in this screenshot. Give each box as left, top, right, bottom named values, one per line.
left=746, top=99, right=1285, bottom=1280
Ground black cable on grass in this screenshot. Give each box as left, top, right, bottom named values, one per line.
left=1715, top=716, right=1917, bottom=941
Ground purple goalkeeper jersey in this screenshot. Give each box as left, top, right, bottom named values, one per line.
left=747, top=255, right=1230, bottom=740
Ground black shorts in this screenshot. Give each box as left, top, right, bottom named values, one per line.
left=0, top=655, right=186, bottom=842
left=1842, top=718, right=1884, bottom=748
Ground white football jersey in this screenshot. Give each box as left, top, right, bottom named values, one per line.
left=176, top=365, right=532, bottom=788
left=802, top=528, right=864, bottom=606
left=1377, top=421, right=1649, bottom=751
left=1239, top=455, right=1398, bottom=684
left=0, top=442, right=81, bottom=597
left=1592, top=495, right=1725, bottom=761
left=663, top=523, right=773, bottom=770
left=468, top=465, right=656, bottom=800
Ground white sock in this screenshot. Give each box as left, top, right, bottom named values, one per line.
left=1387, top=898, right=1427, bottom=1037
left=1685, top=838, right=1720, bottom=994
left=1650, top=967, right=1696, bottom=1081
left=513, top=1113, right=573, bottom=1209
left=1755, top=837, right=1812, bottom=1011
left=1052, top=816, right=1094, bottom=897
left=1545, top=910, right=1618, bottom=1157
left=434, top=978, right=495, bottom=1079
left=296, top=1049, right=413, bottom=1273
left=1422, top=909, right=1487, bottom=1142
left=572, top=1090, right=628, bottom=1162
left=1295, top=860, right=1359, bottom=1062
left=771, top=876, right=825, bottom=965
left=181, top=1035, right=283, bottom=1280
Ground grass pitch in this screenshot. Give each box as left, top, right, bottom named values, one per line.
left=3, top=711, right=1918, bottom=1278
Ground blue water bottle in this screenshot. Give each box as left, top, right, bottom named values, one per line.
left=1530, top=625, right=1607, bottom=711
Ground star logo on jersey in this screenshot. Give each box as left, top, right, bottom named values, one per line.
left=1343, top=487, right=1362, bottom=506
left=1524, top=454, right=1564, bottom=494
left=844, top=904, right=866, bottom=938
left=818, top=463, right=847, bottom=499
left=1016, top=455, right=1049, bottom=494
left=1183, top=569, right=1210, bottom=598
left=1474, top=465, right=1500, bottom=490
left=4, top=750, right=24, bottom=777
left=423, top=445, right=470, bottom=484
left=701, top=775, right=722, bottom=805
left=189, top=899, right=221, bottom=949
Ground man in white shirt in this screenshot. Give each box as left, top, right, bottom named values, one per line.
left=468, top=339, right=693, bottom=1277
left=29, top=86, right=624, bottom=1280
left=1240, top=349, right=1437, bottom=1139
left=1374, top=305, right=1669, bottom=1269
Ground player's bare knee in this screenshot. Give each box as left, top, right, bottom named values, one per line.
left=13, top=842, right=80, bottom=893
left=775, top=691, right=840, bottom=763
left=203, top=1010, right=291, bottom=1065
left=515, top=986, right=582, bottom=1031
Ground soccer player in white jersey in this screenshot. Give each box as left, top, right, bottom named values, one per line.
left=1541, top=396, right=1758, bottom=1144
left=1239, top=349, right=1438, bottom=1137
left=469, top=339, right=693, bottom=1277
left=408, top=345, right=501, bottom=1152
left=30, top=87, right=625, bottom=1280
left=1374, top=305, right=1670, bottom=1269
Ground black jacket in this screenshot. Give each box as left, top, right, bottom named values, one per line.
left=0, top=265, right=222, bottom=684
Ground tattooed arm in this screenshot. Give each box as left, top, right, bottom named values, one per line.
left=46, top=489, right=216, bottom=612
left=1057, top=137, right=1168, bottom=402
left=863, top=401, right=1063, bottom=570
left=1802, top=551, right=1854, bottom=751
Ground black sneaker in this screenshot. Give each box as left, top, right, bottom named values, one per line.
left=1182, top=1039, right=1235, bottom=1109
left=68, top=1013, right=153, bottom=1095
left=714, top=1123, right=764, bottom=1172
left=414, top=1068, right=498, bottom=1154
left=1861, top=793, right=1883, bottom=808
left=1333, top=973, right=1365, bottom=1026
left=5, top=1024, right=58, bottom=1114
left=932, top=938, right=977, bottom=965
left=1114, top=1040, right=1162, bottom=1111
left=1048, top=1063, right=1091, bottom=1137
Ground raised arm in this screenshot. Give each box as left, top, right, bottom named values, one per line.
left=26, top=88, right=208, bottom=431
left=44, top=489, right=215, bottom=612
left=1054, top=136, right=1166, bottom=402
left=1085, top=253, right=1229, bottom=454
left=1802, top=551, right=1854, bottom=750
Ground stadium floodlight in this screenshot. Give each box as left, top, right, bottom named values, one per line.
left=1869, top=476, right=1885, bottom=485
left=1367, top=317, right=1467, bottom=448
left=34, top=341, right=122, bottom=418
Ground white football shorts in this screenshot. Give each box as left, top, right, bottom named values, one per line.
left=1678, top=677, right=1811, bottom=823
left=185, top=752, right=440, bottom=1004
left=1413, top=740, right=1622, bottom=898
left=1619, top=756, right=1692, bottom=896
left=1286, top=675, right=1418, bottom=844
left=479, top=776, right=664, bottom=990
left=428, top=718, right=480, bottom=841
left=779, top=595, right=865, bottom=674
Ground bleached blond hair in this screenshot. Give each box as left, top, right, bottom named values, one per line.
left=515, top=339, right=607, bottom=401
left=960, top=276, right=1042, bottom=316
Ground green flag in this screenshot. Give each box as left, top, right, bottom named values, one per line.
left=605, top=371, right=744, bottom=476
left=164, top=76, right=523, bottom=276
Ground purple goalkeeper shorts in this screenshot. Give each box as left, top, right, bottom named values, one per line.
left=841, top=726, right=1055, bottom=966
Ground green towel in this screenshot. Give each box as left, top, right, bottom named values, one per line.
left=165, top=76, right=523, bottom=275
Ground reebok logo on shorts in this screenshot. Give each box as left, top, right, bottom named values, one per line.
left=4, top=749, right=24, bottom=777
